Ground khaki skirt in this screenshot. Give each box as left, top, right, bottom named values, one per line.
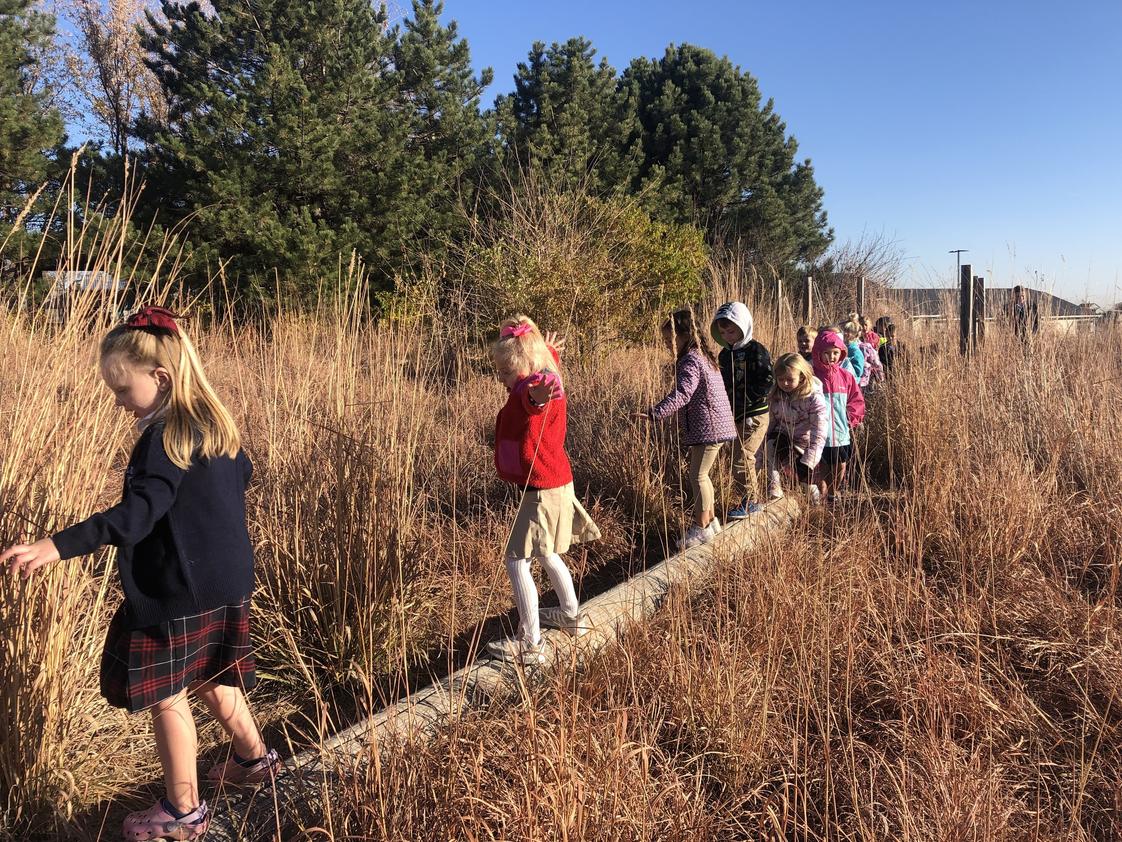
left=505, top=482, right=601, bottom=559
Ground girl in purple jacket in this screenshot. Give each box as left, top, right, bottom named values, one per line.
left=643, top=308, right=736, bottom=550
left=757, top=353, right=829, bottom=503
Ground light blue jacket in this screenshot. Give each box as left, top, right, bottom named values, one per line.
left=846, top=340, right=865, bottom=382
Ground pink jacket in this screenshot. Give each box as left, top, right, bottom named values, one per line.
left=761, top=377, right=830, bottom=468
left=812, top=331, right=866, bottom=447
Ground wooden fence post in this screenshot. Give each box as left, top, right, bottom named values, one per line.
left=856, top=275, right=866, bottom=317
left=959, top=264, right=973, bottom=356
left=973, top=275, right=986, bottom=347
left=802, top=275, right=813, bottom=325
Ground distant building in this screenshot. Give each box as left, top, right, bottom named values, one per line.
left=873, top=286, right=1102, bottom=336
left=42, top=270, right=128, bottom=324
left=882, top=286, right=1084, bottom=319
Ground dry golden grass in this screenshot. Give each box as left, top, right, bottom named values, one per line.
left=2, top=187, right=1120, bottom=839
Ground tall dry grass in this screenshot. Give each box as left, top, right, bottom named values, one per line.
left=2, top=174, right=1120, bottom=839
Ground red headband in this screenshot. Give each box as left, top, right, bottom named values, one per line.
left=125, top=306, right=183, bottom=336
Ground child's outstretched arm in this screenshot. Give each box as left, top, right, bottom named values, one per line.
left=648, top=355, right=702, bottom=421
left=50, top=429, right=187, bottom=563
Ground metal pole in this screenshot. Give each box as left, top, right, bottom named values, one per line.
left=803, top=274, right=813, bottom=325
left=856, top=275, right=866, bottom=317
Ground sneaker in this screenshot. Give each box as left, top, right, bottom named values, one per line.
left=539, top=606, right=588, bottom=637
left=726, top=498, right=751, bottom=520
left=801, top=484, right=822, bottom=506
left=486, top=636, right=548, bottom=665
left=677, top=524, right=708, bottom=550
left=704, top=517, right=722, bottom=538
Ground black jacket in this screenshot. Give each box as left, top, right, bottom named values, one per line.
left=717, top=340, right=773, bottom=421
left=53, top=422, right=255, bottom=629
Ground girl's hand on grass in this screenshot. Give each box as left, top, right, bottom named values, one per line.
left=1, top=538, right=61, bottom=579
left=543, top=331, right=566, bottom=354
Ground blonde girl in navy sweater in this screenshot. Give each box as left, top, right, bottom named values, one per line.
left=2, top=308, right=275, bottom=841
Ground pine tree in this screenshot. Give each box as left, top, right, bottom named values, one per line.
left=139, top=0, right=417, bottom=296
left=493, top=37, right=642, bottom=196
left=624, top=44, right=832, bottom=264
left=391, top=0, right=492, bottom=252
left=0, top=0, right=64, bottom=225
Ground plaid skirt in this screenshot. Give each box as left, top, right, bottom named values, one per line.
left=100, top=598, right=257, bottom=713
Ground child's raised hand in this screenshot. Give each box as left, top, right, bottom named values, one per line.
left=527, top=376, right=562, bottom=407
left=1, top=538, right=61, bottom=579
left=543, top=331, right=566, bottom=354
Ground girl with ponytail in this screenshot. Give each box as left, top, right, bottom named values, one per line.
left=2, top=306, right=276, bottom=840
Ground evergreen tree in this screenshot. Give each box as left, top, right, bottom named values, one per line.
left=624, top=44, right=832, bottom=264
left=0, top=0, right=64, bottom=226
left=139, top=0, right=416, bottom=297
left=391, top=0, right=492, bottom=251
left=493, top=37, right=642, bottom=196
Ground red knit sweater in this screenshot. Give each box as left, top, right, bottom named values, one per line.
left=494, top=352, right=572, bottom=490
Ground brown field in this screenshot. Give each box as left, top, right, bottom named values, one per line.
left=2, top=212, right=1121, bottom=840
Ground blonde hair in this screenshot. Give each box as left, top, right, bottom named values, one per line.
left=842, top=320, right=861, bottom=339
left=796, top=324, right=816, bottom=339
left=100, top=322, right=240, bottom=469
left=491, top=315, right=561, bottom=385
left=770, top=353, right=816, bottom=401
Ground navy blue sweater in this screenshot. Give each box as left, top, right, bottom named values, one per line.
left=52, top=422, right=255, bottom=629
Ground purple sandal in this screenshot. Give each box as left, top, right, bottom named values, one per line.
left=206, top=747, right=280, bottom=787
left=122, top=799, right=209, bottom=841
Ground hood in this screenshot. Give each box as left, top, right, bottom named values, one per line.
left=812, top=330, right=847, bottom=371
left=710, top=301, right=754, bottom=349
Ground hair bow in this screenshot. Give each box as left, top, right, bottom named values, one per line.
left=126, top=306, right=184, bottom=336
left=500, top=323, right=533, bottom=339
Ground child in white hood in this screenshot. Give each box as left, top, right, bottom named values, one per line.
left=757, top=353, right=829, bottom=502
left=710, top=302, right=773, bottom=519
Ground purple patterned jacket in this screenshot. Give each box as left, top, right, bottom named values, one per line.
left=650, top=348, right=737, bottom=446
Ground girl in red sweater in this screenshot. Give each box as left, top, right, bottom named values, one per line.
left=488, top=316, right=601, bottom=664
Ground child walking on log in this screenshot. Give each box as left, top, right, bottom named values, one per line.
left=488, top=316, right=600, bottom=665
left=642, top=308, right=736, bottom=550
left=1, top=307, right=276, bottom=841
left=710, top=301, right=773, bottom=520
left=811, top=330, right=866, bottom=504
left=757, top=353, right=829, bottom=503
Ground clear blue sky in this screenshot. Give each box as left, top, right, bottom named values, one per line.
left=435, top=0, right=1122, bottom=306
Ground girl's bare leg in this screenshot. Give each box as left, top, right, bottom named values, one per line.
left=150, top=690, right=199, bottom=813
left=193, top=680, right=267, bottom=760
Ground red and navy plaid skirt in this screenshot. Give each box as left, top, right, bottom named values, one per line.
left=100, top=598, right=257, bottom=713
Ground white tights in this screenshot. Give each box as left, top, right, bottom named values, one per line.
left=504, top=553, right=580, bottom=645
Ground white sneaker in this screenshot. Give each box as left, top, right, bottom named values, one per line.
left=677, top=524, right=707, bottom=551
left=704, top=517, right=722, bottom=539
left=486, top=636, right=548, bottom=664
left=539, top=607, right=588, bottom=637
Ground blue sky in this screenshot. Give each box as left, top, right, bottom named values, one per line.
left=437, top=0, right=1122, bottom=305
